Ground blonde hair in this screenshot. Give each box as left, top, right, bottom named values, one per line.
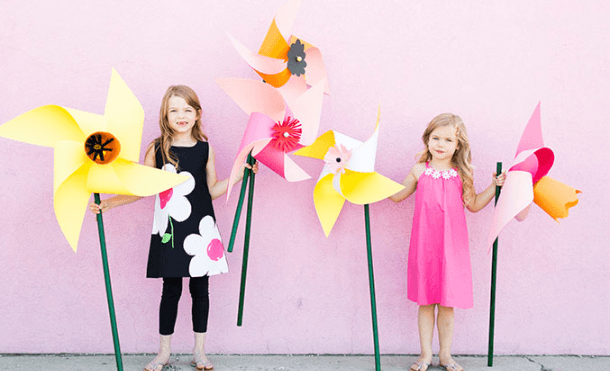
left=152, top=85, right=208, bottom=169
left=417, top=113, right=475, bottom=207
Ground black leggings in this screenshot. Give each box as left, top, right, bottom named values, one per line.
left=159, top=276, right=209, bottom=335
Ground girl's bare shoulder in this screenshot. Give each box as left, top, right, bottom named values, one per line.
left=411, top=162, right=427, bottom=179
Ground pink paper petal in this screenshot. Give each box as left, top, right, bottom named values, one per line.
left=303, top=46, right=330, bottom=95
left=288, top=79, right=326, bottom=145
left=216, top=78, right=286, bottom=122
left=278, top=75, right=308, bottom=104
left=486, top=170, right=534, bottom=252
left=227, top=138, right=272, bottom=201
left=274, top=0, right=302, bottom=38
left=515, top=102, right=544, bottom=157
left=227, top=33, right=287, bottom=75
left=283, top=153, right=311, bottom=181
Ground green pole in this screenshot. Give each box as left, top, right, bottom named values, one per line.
left=364, top=204, right=381, bottom=371
left=94, top=193, right=123, bottom=371
left=227, top=163, right=250, bottom=253
left=237, top=155, right=256, bottom=326
left=487, top=162, right=503, bottom=367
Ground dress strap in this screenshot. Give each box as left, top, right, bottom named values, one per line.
left=425, top=161, right=429, bottom=168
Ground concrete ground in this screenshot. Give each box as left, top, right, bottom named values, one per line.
left=0, top=353, right=607, bottom=371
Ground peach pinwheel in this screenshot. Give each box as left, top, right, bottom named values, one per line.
left=294, top=107, right=405, bottom=237
left=0, top=69, right=189, bottom=251
left=485, top=103, right=580, bottom=251
left=226, top=0, right=330, bottom=102
left=216, top=77, right=325, bottom=201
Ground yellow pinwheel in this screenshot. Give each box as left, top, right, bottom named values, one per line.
left=0, top=69, right=188, bottom=251
left=294, top=107, right=404, bottom=237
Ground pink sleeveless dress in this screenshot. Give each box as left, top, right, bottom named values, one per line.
left=407, top=162, right=473, bottom=309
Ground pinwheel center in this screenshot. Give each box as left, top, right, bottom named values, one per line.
left=287, top=39, right=307, bottom=76
left=336, top=158, right=341, bottom=163
left=271, top=117, right=302, bottom=153
left=85, top=131, right=121, bottom=165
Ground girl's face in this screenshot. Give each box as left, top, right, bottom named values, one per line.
left=167, top=95, right=200, bottom=136
left=428, top=125, right=459, bottom=162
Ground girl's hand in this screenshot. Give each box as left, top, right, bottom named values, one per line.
left=493, top=171, right=506, bottom=187
left=236, top=160, right=260, bottom=181
left=88, top=200, right=111, bottom=214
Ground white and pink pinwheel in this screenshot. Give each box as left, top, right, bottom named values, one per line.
left=216, top=77, right=326, bottom=200
left=485, top=103, right=581, bottom=251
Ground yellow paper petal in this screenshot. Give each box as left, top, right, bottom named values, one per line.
left=54, top=163, right=92, bottom=252
left=64, top=108, right=107, bottom=139
left=54, top=140, right=90, bottom=194
left=533, top=176, right=581, bottom=221
left=111, top=158, right=190, bottom=196
left=86, top=162, right=132, bottom=195
left=0, top=105, right=85, bottom=147
left=340, top=170, right=406, bottom=205
left=103, top=69, right=144, bottom=162
left=293, top=130, right=336, bottom=160
left=314, top=173, right=345, bottom=237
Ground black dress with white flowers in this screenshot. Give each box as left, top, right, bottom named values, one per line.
left=146, top=141, right=228, bottom=278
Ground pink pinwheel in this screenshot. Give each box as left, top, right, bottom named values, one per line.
left=226, top=0, right=330, bottom=103
left=485, top=103, right=580, bottom=251
left=216, top=77, right=325, bottom=200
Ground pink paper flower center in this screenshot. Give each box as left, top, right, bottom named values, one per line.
left=159, top=188, right=173, bottom=209
left=324, top=144, right=351, bottom=174
left=270, top=117, right=302, bottom=153
left=207, top=238, right=224, bottom=261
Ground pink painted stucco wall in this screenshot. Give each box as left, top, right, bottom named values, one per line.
left=1, top=0, right=607, bottom=355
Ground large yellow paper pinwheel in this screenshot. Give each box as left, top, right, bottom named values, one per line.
left=0, top=69, right=189, bottom=251
left=294, top=108, right=404, bottom=236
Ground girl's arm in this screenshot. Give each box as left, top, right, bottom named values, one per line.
left=206, top=144, right=257, bottom=200
left=87, top=143, right=156, bottom=214
left=389, top=163, right=424, bottom=203
left=466, top=171, right=506, bottom=213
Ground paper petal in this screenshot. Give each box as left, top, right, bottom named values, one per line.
left=278, top=75, right=309, bottom=107
left=54, top=140, right=90, bottom=194
left=111, top=158, right=190, bottom=196
left=347, top=107, right=381, bottom=173
left=340, top=170, right=405, bottom=205
left=293, top=130, right=335, bottom=160
left=485, top=170, right=534, bottom=252
left=302, top=46, right=330, bottom=95
left=288, top=79, right=326, bottom=145
left=0, top=105, right=86, bottom=147
left=515, top=102, right=544, bottom=157
left=226, top=139, right=272, bottom=201
left=54, top=163, right=92, bottom=252
left=258, top=19, right=291, bottom=59
left=227, top=33, right=287, bottom=75
left=533, top=176, right=581, bottom=221
left=103, top=69, right=145, bottom=163
left=314, top=173, right=345, bottom=237
left=273, top=0, right=301, bottom=39
left=511, top=147, right=554, bottom=184
left=216, top=78, right=285, bottom=123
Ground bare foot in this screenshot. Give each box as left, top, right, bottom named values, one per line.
left=144, top=352, right=170, bottom=371
left=410, top=356, right=432, bottom=371
left=439, top=356, right=464, bottom=371
left=192, top=349, right=214, bottom=371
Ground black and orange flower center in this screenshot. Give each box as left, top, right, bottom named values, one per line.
left=270, top=117, right=302, bottom=153
left=85, top=131, right=121, bottom=165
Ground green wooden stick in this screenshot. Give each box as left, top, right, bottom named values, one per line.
left=237, top=155, right=256, bottom=326
left=487, top=162, right=503, bottom=367
left=94, top=193, right=123, bottom=371
left=227, top=163, right=251, bottom=253
left=364, top=204, right=381, bottom=371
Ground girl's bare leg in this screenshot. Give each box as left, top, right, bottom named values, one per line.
left=193, top=332, right=213, bottom=370
left=144, top=334, right=171, bottom=371
left=411, top=304, right=435, bottom=370
left=437, top=305, right=463, bottom=371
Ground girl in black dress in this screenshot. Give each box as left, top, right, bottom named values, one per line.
left=89, top=85, right=257, bottom=371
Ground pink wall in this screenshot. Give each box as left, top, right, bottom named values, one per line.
left=1, top=0, right=607, bottom=355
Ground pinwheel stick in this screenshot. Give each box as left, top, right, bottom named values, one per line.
left=364, top=204, right=381, bottom=371
left=487, top=162, right=503, bottom=367
left=227, top=161, right=251, bottom=253
left=94, top=193, right=123, bottom=371
left=237, top=154, right=257, bottom=326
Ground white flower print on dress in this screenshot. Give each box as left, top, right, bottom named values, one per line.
left=152, top=164, right=195, bottom=247
left=425, top=165, right=459, bottom=180
left=183, top=215, right=229, bottom=277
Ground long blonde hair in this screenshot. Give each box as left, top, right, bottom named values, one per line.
left=417, top=113, right=475, bottom=206
left=152, top=85, right=208, bottom=169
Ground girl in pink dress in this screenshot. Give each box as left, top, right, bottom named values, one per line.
left=390, top=113, right=505, bottom=371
